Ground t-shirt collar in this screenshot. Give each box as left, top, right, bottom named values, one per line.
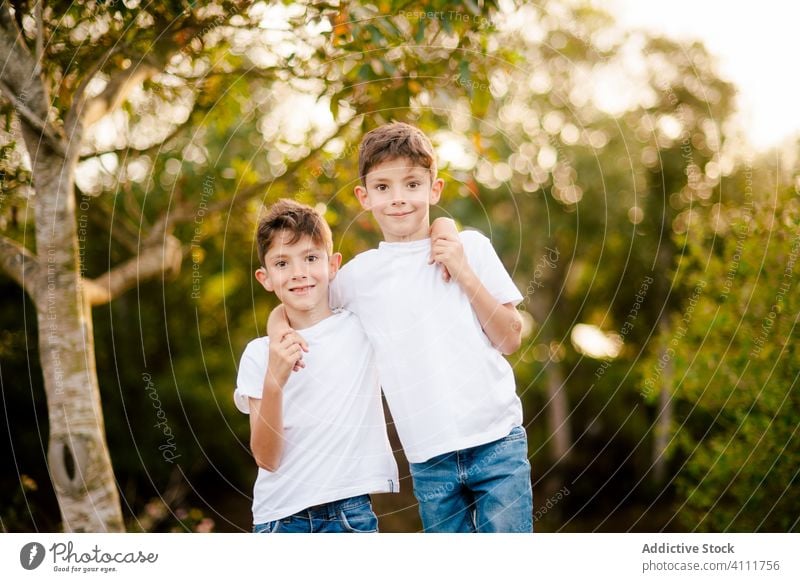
left=378, top=237, right=431, bottom=253
left=293, top=308, right=344, bottom=339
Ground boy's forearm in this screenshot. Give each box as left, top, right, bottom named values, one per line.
left=267, top=304, right=291, bottom=337
left=459, top=271, right=523, bottom=355
left=250, top=379, right=284, bottom=471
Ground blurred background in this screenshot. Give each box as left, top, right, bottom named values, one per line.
left=1, top=0, right=798, bottom=532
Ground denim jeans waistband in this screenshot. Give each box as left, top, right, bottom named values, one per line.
left=301, top=494, right=371, bottom=520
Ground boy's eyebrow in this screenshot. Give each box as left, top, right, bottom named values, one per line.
left=266, top=245, right=324, bottom=259
left=367, top=169, right=427, bottom=183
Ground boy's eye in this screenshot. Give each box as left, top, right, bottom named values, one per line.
left=306, top=255, right=319, bottom=263
left=407, top=181, right=420, bottom=189
left=274, top=260, right=287, bottom=268
left=374, top=184, right=388, bottom=192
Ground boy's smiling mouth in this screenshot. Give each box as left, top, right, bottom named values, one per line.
left=387, top=210, right=414, bottom=218
left=289, top=284, right=315, bottom=295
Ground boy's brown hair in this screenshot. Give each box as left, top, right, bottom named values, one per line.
left=256, top=199, right=333, bottom=268
left=358, top=121, right=437, bottom=185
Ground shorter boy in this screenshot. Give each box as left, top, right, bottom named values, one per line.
left=234, top=199, right=398, bottom=533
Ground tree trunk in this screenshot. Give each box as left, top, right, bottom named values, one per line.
left=528, top=252, right=572, bottom=463
left=30, top=141, right=124, bottom=532
left=0, top=3, right=125, bottom=530
left=651, top=319, right=673, bottom=484
left=544, top=356, right=572, bottom=461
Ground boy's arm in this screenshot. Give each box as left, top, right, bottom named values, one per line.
left=266, top=304, right=291, bottom=337
left=430, top=231, right=523, bottom=355
left=248, top=329, right=305, bottom=471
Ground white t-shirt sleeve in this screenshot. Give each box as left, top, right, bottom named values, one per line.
left=234, top=338, right=269, bottom=414
left=462, top=230, right=523, bottom=306
left=329, top=260, right=356, bottom=310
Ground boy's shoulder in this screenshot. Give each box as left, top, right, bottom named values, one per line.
left=242, top=307, right=364, bottom=362
left=459, top=228, right=493, bottom=255
left=324, top=307, right=360, bottom=328
left=459, top=228, right=489, bottom=245
left=350, top=247, right=381, bottom=263
left=338, top=247, right=381, bottom=276
left=339, top=232, right=491, bottom=273
left=244, top=310, right=362, bottom=351
left=242, top=335, right=269, bottom=358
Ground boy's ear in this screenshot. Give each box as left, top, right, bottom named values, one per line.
left=328, top=252, right=343, bottom=280
left=354, top=184, right=370, bottom=210
left=429, top=177, right=444, bottom=205
left=255, top=267, right=274, bottom=292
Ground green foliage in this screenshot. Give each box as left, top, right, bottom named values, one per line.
left=644, top=169, right=800, bottom=531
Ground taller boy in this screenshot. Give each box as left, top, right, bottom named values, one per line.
left=331, top=122, right=533, bottom=532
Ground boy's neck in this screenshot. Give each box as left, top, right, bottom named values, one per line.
left=382, top=224, right=431, bottom=243
left=285, top=303, right=334, bottom=330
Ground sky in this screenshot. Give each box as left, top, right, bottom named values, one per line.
left=608, top=0, right=800, bottom=151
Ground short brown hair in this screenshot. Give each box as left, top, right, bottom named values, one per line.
left=358, top=122, right=437, bottom=185
left=256, top=199, right=333, bottom=267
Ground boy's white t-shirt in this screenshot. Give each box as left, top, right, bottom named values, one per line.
left=330, top=230, right=524, bottom=463
left=234, top=309, right=399, bottom=524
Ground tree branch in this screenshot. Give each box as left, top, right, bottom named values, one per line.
left=174, top=66, right=284, bottom=83
left=64, top=7, right=226, bottom=140
left=83, top=234, right=182, bottom=307
left=0, top=233, right=39, bottom=295
left=66, top=13, right=206, bottom=137
left=80, top=64, right=159, bottom=130
left=79, top=113, right=193, bottom=162
left=34, top=1, right=44, bottom=74
left=0, top=79, right=63, bottom=147
left=0, top=4, right=66, bottom=155
left=85, top=192, right=141, bottom=255
left=64, top=43, right=122, bottom=137
left=155, top=120, right=356, bottom=241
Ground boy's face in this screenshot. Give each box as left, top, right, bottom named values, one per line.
left=255, top=232, right=341, bottom=313
left=354, top=157, right=444, bottom=242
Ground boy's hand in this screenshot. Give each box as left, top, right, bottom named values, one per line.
left=430, top=232, right=474, bottom=286
left=267, top=304, right=308, bottom=371
left=266, top=330, right=307, bottom=387
left=429, top=217, right=459, bottom=282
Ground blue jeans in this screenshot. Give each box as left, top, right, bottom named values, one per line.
left=409, top=426, right=533, bottom=532
left=252, top=495, right=378, bottom=533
